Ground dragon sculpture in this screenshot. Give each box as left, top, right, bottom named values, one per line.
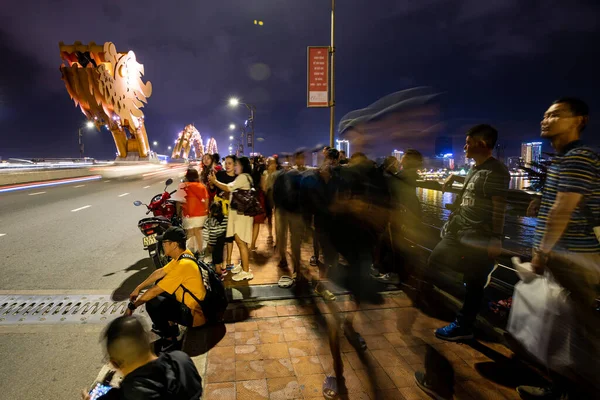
left=205, top=137, right=218, bottom=156
left=172, top=124, right=204, bottom=160
left=59, top=41, right=153, bottom=160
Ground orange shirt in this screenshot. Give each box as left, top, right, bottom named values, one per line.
left=182, top=182, right=209, bottom=217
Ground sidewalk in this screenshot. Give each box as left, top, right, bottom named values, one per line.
left=185, top=291, right=528, bottom=400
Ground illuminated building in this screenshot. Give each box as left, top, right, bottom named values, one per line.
left=59, top=41, right=153, bottom=160
left=506, top=156, right=521, bottom=170
left=392, top=149, right=404, bottom=162
left=336, top=139, right=350, bottom=157
left=521, top=141, right=542, bottom=167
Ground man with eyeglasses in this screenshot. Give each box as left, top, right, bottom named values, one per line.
left=126, top=227, right=207, bottom=344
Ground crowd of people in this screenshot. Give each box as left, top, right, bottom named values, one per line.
left=87, top=97, right=598, bottom=400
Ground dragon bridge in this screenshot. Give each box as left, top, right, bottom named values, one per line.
left=172, top=125, right=204, bottom=160
left=59, top=41, right=153, bottom=160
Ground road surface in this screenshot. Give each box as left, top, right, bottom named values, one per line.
left=0, top=170, right=188, bottom=399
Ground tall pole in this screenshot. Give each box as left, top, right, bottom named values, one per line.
left=251, top=107, right=255, bottom=155
left=329, top=0, right=336, bottom=148
left=78, top=128, right=84, bottom=159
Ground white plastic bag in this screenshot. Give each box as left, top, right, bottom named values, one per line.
left=507, top=258, right=591, bottom=375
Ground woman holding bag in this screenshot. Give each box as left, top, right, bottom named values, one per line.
left=209, top=157, right=254, bottom=282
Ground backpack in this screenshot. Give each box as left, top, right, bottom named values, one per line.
left=177, top=253, right=228, bottom=324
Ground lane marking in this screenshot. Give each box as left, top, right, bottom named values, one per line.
left=118, top=193, right=129, bottom=197
left=71, top=205, right=91, bottom=212
left=0, top=175, right=102, bottom=194
left=143, top=186, right=151, bottom=189
left=74, top=185, right=85, bottom=188
left=28, top=192, right=46, bottom=196
left=0, top=234, right=6, bottom=237
left=104, top=180, right=111, bottom=183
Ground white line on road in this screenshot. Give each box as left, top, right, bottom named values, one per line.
left=104, top=180, right=111, bottom=183
left=118, top=193, right=130, bottom=197
left=28, top=192, right=46, bottom=196
left=71, top=205, right=91, bottom=212
left=0, top=234, right=6, bottom=237
left=143, top=186, right=151, bottom=189
left=74, top=185, right=86, bottom=188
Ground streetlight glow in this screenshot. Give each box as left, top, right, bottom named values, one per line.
left=86, top=121, right=94, bottom=129
left=229, top=136, right=234, bottom=140
left=153, top=141, right=158, bottom=146
left=229, top=124, right=236, bottom=130
left=168, top=146, right=172, bottom=150
left=228, top=98, right=240, bottom=107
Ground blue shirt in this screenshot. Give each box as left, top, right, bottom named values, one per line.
left=533, top=141, right=600, bottom=253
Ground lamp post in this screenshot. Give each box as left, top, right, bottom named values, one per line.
left=78, top=121, right=95, bottom=159
left=229, top=98, right=256, bottom=156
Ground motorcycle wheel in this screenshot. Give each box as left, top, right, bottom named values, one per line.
left=150, top=244, right=169, bottom=269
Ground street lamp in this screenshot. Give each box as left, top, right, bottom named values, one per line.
left=228, top=97, right=256, bottom=155
left=229, top=136, right=234, bottom=140
left=229, top=123, right=236, bottom=130
left=167, top=146, right=172, bottom=150
left=153, top=141, right=158, bottom=146
left=78, top=121, right=95, bottom=159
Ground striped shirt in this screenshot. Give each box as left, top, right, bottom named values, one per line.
left=533, top=141, right=600, bottom=253
left=203, top=215, right=228, bottom=246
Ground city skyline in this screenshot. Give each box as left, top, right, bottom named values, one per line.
left=0, top=2, right=598, bottom=160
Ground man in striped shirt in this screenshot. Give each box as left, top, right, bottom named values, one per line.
left=518, top=97, right=599, bottom=399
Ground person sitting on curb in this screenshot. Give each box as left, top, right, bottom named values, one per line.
left=126, top=226, right=207, bottom=344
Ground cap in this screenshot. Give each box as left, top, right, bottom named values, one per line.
left=157, top=226, right=186, bottom=243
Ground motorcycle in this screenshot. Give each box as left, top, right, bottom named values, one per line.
left=133, top=178, right=181, bottom=269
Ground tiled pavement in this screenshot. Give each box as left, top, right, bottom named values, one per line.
left=189, top=292, right=525, bottom=400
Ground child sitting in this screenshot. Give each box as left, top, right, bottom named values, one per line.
left=203, top=202, right=228, bottom=279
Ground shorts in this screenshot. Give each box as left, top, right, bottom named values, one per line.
left=182, top=216, right=207, bottom=230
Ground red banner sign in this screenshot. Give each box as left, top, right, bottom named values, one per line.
left=307, top=47, right=330, bottom=108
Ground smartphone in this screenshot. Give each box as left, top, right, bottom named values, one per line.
left=89, top=383, right=112, bottom=400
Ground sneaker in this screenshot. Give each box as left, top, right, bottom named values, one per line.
left=414, top=371, right=452, bottom=400
left=516, top=386, right=565, bottom=400
left=231, top=264, right=243, bottom=274
left=232, top=270, right=254, bottom=282
left=434, top=321, right=474, bottom=342
left=310, top=256, right=318, bottom=266
left=225, top=264, right=235, bottom=271
left=374, top=273, right=400, bottom=285
left=370, top=265, right=381, bottom=277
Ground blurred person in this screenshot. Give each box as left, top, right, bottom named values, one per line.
left=209, top=156, right=254, bottom=281
left=81, top=316, right=202, bottom=400
left=517, top=98, right=599, bottom=399
left=293, top=149, right=307, bottom=171
left=262, top=156, right=281, bottom=245
left=339, top=150, right=349, bottom=165
left=182, top=168, right=209, bottom=255
left=302, top=147, right=340, bottom=300
left=373, top=149, right=424, bottom=284
left=420, top=125, right=509, bottom=342
left=250, top=156, right=267, bottom=252
left=272, top=156, right=308, bottom=283
left=127, top=227, right=207, bottom=342
left=204, top=202, right=228, bottom=279
left=215, top=155, right=237, bottom=270
left=349, top=151, right=369, bottom=166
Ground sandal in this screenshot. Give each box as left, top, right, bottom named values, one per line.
left=343, top=326, right=367, bottom=352
left=323, top=376, right=346, bottom=400
left=278, top=275, right=295, bottom=288
left=314, top=283, right=336, bottom=302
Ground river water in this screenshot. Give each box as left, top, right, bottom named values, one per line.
left=417, top=181, right=537, bottom=257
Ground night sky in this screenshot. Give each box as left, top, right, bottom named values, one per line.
left=0, top=1, right=599, bottom=160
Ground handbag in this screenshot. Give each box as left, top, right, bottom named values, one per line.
left=230, top=174, right=265, bottom=217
